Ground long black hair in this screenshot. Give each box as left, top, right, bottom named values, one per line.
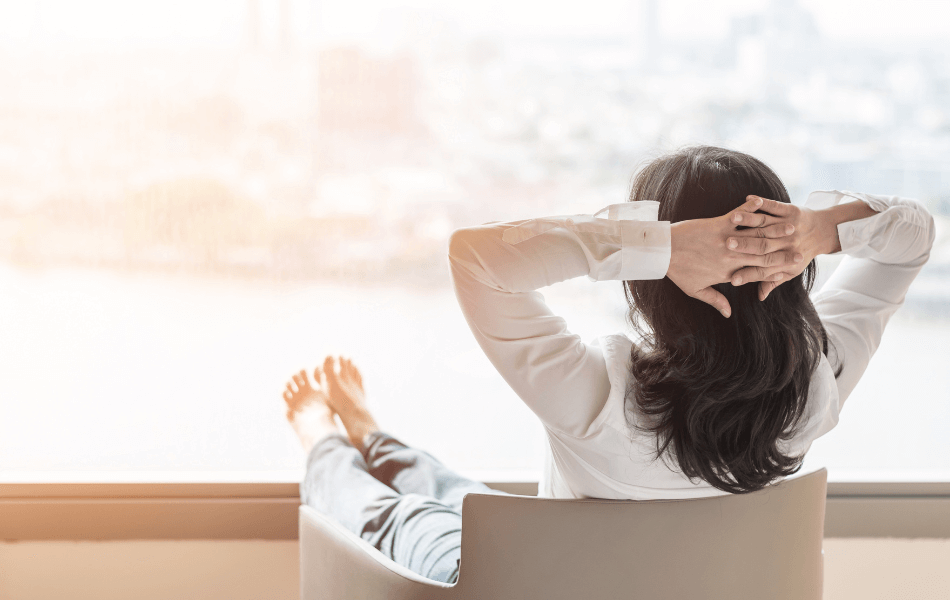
left=624, top=145, right=835, bottom=494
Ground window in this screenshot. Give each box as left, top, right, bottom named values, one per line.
left=1, top=0, right=948, bottom=485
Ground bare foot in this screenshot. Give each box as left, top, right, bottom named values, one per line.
left=321, top=355, right=379, bottom=451
left=283, top=367, right=340, bottom=454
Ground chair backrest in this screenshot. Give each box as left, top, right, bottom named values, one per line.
left=299, top=468, right=827, bottom=600
left=453, top=468, right=827, bottom=600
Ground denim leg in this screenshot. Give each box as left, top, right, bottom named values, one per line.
left=364, top=492, right=464, bottom=584
left=361, top=431, right=502, bottom=513
left=300, top=433, right=400, bottom=536
left=300, top=433, right=463, bottom=584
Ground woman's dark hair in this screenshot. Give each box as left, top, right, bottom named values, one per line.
left=624, top=145, right=835, bottom=494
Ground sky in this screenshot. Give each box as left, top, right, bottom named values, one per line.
left=0, top=0, right=948, bottom=49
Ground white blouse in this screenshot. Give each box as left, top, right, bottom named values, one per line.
left=448, top=190, right=936, bottom=500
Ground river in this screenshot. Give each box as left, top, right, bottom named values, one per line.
left=1, top=264, right=948, bottom=482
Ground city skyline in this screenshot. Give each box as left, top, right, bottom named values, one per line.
left=1, top=0, right=949, bottom=293
left=1, top=0, right=949, bottom=477
left=2, top=0, right=950, bottom=50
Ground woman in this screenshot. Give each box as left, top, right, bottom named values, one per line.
left=283, top=146, right=935, bottom=583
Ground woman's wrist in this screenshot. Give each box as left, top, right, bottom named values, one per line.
left=814, top=201, right=879, bottom=256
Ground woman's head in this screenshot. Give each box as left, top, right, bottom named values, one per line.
left=624, top=145, right=831, bottom=494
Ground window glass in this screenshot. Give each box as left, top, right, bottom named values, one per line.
left=1, top=0, right=948, bottom=481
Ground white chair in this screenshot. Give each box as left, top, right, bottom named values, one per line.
left=299, top=467, right=827, bottom=600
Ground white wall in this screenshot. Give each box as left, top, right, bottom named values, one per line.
left=0, top=541, right=299, bottom=600
left=2, top=539, right=950, bottom=600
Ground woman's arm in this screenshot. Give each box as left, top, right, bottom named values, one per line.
left=447, top=213, right=665, bottom=437
left=808, top=191, right=935, bottom=409
left=729, top=190, right=937, bottom=410
left=448, top=198, right=799, bottom=437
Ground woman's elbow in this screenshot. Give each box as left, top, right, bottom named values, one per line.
left=916, top=204, right=937, bottom=263
left=905, top=200, right=937, bottom=263
left=448, top=225, right=496, bottom=265
left=447, top=227, right=474, bottom=262
left=925, top=210, right=937, bottom=254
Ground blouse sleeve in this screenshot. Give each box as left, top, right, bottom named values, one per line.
left=807, top=190, right=936, bottom=436
left=447, top=204, right=670, bottom=437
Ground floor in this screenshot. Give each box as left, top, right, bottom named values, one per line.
left=2, top=538, right=949, bottom=599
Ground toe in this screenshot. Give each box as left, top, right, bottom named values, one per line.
left=286, top=381, right=296, bottom=394
left=345, top=359, right=360, bottom=383
left=313, top=366, right=323, bottom=388
left=292, top=373, right=307, bottom=390
left=283, top=390, right=294, bottom=404
left=298, top=369, right=310, bottom=388
left=324, top=356, right=338, bottom=381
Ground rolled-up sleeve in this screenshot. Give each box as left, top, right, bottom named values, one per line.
left=807, top=190, right=936, bottom=421
left=448, top=203, right=670, bottom=436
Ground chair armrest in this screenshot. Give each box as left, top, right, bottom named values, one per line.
left=299, top=505, right=455, bottom=600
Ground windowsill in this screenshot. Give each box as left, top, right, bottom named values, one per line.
left=5, top=467, right=950, bottom=484
left=4, top=469, right=950, bottom=541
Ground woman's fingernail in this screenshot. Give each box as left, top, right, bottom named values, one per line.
left=753, top=196, right=763, bottom=206
left=733, top=213, right=742, bottom=223
left=721, top=309, right=730, bottom=318
left=733, top=275, right=742, bottom=286
left=773, top=273, right=783, bottom=281
left=728, top=238, right=738, bottom=249
left=794, top=254, right=803, bottom=263
left=785, top=224, right=795, bottom=234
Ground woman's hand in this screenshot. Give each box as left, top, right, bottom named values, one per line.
left=726, top=196, right=828, bottom=301
left=728, top=195, right=879, bottom=300
left=667, top=195, right=803, bottom=318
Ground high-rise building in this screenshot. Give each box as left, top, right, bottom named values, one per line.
left=246, top=0, right=261, bottom=51
left=317, top=48, right=417, bottom=135
left=310, top=0, right=323, bottom=47
left=640, top=0, right=659, bottom=69
left=279, top=0, right=293, bottom=53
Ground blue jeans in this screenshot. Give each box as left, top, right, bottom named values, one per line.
left=300, top=432, right=507, bottom=584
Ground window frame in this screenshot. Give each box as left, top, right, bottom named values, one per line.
left=3, top=476, right=950, bottom=540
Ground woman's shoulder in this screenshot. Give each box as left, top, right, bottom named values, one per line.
left=591, top=332, right=636, bottom=353
left=574, top=333, right=638, bottom=437
left=778, top=352, right=842, bottom=455
left=591, top=333, right=635, bottom=377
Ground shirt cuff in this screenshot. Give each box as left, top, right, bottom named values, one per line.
left=502, top=202, right=672, bottom=282
left=803, top=189, right=895, bottom=258
left=803, top=189, right=891, bottom=213
left=619, top=220, right=671, bottom=280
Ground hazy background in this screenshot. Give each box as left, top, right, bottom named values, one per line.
left=1, top=0, right=949, bottom=482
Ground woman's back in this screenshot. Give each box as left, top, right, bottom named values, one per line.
left=448, top=148, right=935, bottom=499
